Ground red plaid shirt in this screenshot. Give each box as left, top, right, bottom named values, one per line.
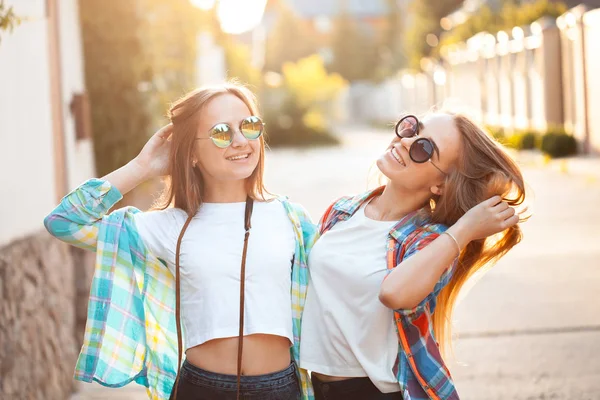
left=312, top=187, right=459, bottom=400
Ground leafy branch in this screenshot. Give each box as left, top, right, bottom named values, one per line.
left=0, top=0, right=20, bottom=44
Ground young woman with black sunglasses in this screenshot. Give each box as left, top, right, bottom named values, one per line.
left=44, top=83, right=315, bottom=400
left=299, top=113, right=528, bottom=400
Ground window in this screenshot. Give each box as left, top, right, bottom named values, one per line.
left=70, top=93, right=92, bottom=140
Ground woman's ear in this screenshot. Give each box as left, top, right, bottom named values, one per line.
left=430, top=184, right=443, bottom=196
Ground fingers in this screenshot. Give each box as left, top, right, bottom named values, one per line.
left=492, top=200, right=510, bottom=212
left=155, top=123, right=173, bottom=140
left=503, top=214, right=520, bottom=228
left=485, top=195, right=503, bottom=207
left=498, top=206, right=515, bottom=221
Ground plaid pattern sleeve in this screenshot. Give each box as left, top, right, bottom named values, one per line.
left=393, top=224, right=460, bottom=400
left=44, top=179, right=180, bottom=399
left=284, top=200, right=316, bottom=400
left=44, top=179, right=124, bottom=251
left=315, top=189, right=460, bottom=400
left=394, top=226, right=458, bottom=320
left=45, top=183, right=318, bottom=400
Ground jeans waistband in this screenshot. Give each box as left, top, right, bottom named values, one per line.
left=181, top=360, right=297, bottom=390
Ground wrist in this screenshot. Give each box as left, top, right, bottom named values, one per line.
left=129, top=157, right=153, bottom=181
left=446, top=220, right=472, bottom=249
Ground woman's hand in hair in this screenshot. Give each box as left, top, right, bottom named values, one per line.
left=449, top=195, right=520, bottom=246
left=132, top=123, right=173, bottom=179
left=100, top=124, right=173, bottom=195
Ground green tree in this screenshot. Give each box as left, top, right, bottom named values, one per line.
left=79, top=1, right=152, bottom=177
left=329, top=12, right=379, bottom=81
left=439, top=0, right=567, bottom=48
left=379, top=0, right=407, bottom=74
left=223, top=39, right=262, bottom=87
left=80, top=1, right=201, bottom=177
left=264, top=5, right=317, bottom=72
left=0, top=0, right=20, bottom=44
left=140, top=0, right=200, bottom=124
left=405, top=0, right=465, bottom=69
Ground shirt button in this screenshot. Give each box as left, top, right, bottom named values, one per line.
left=424, top=385, right=430, bottom=390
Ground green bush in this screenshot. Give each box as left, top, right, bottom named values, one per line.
left=263, top=99, right=339, bottom=147
left=263, top=55, right=346, bottom=147
left=520, top=131, right=538, bottom=150
left=486, top=125, right=579, bottom=157
left=505, top=130, right=538, bottom=150
left=484, top=125, right=506, bottom=141
left=540, top=132, right=577, bottom=158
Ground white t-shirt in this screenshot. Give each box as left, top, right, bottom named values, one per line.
left=300, top=204, right=401, bottom=393
left=134, top=201, right=296, bottom=350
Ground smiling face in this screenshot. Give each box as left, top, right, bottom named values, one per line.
left=192, top=93, right=262, bottom=187
left=376, top=113, right=463, bottom=195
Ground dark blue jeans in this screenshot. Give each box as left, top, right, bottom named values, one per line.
left=171, top=360, right=301, bottom=400
left=311, top=374, right=403, bottom=400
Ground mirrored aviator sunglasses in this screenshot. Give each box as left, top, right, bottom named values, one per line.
left=198, top=116, right=265, bottom=148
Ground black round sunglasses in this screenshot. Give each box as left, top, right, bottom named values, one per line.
left=394, top=115, right=447, bottom=175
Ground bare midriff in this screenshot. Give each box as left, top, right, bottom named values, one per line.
left=185, top=334, right=291, bottom=375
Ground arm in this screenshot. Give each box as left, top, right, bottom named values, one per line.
left=379, top=195, right=519, bottom=311
left=43, top=179, right=124, bottom=251
left=44, top=124, right=173, bottom=250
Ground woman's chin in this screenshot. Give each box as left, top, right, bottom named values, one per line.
left=377, top=156, right=404, bottom=180
left=227, top=164, right=259, bottom=182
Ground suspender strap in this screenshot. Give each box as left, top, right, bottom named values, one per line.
left=237, top=196, right=254, bottom=399
left=171, top=213, right=194, bottom=400
left=171, top=197, right=254, bottom=400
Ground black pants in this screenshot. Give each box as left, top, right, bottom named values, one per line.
left=170, top=360, right=301, bottom=400
left=311, top=374, right=403, bottom=400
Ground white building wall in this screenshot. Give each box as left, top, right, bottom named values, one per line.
left=0, top=0, right=94, bottom=246
left=58, top=0, right=95, bottom=189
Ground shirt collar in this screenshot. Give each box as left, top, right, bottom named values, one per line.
left=332, top=186, right=428, bottom=243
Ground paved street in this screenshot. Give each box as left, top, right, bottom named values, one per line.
left=71, top=127, right=600, bottom=400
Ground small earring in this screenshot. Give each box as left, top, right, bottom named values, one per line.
left=192, top=160, right=197, bottom=167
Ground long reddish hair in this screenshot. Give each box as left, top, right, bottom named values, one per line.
left=156, top=82, right=268, bottom=216
left=425, top=113, right=528, bottom=356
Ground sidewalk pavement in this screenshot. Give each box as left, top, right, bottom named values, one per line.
left=69, top=382, right=147, bottom=400
left=511, top=150, right=600, bottom=181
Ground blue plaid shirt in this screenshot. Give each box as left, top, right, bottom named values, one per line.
left=44, top=179, right=316, bottom=400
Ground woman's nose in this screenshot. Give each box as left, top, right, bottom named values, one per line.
left=230, top=129, right=248, bottom=147
left=399, top=136, right=416, bottom=150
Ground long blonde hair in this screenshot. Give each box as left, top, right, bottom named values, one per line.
left=427, top=113, right=527, bottom=356
left=156, top=82, right=268, bottom=216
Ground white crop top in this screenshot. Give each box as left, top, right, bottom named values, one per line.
left=300, top=204, right=401, bottom=393
left=134, top=201, right=296, bottom=350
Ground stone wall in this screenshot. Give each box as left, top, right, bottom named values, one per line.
left=0, top=231, right=94, bottom=400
